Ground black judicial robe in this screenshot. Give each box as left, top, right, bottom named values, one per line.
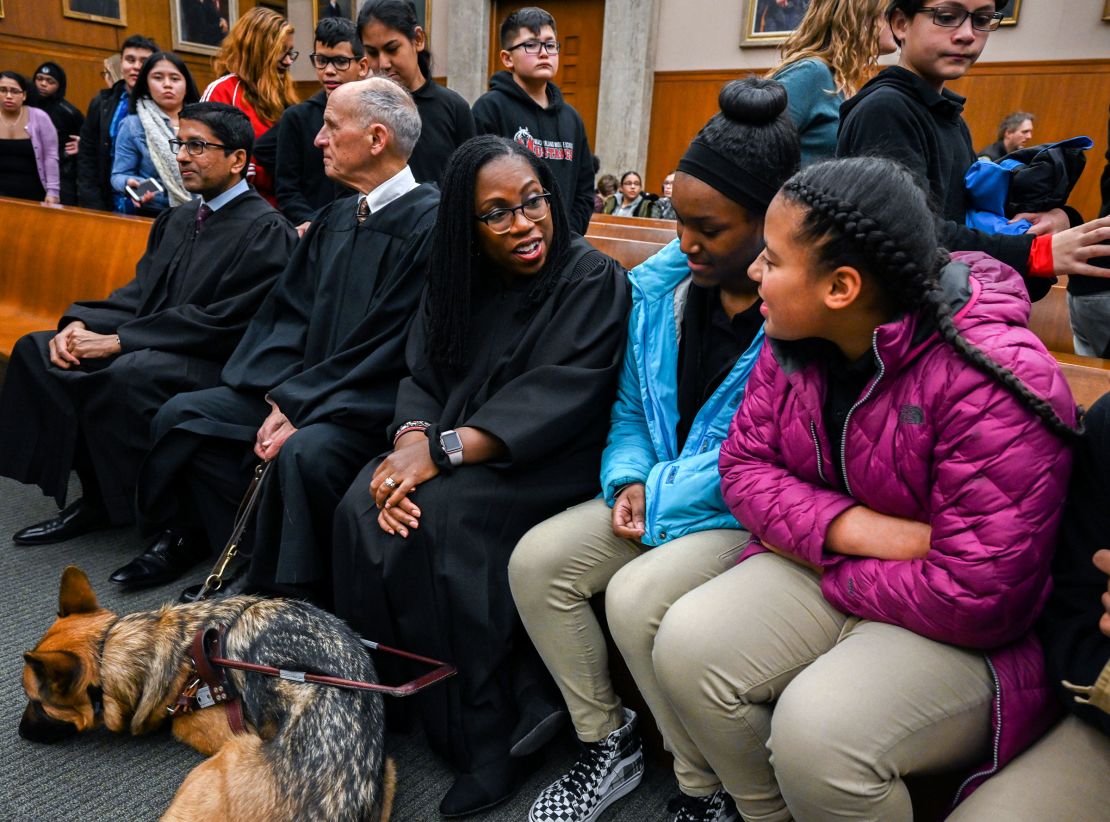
left=331, top=237, right=631, bottom=772
left=136, top=184, right=441, bottom=584
left=0, top=191, right=295, bottom=523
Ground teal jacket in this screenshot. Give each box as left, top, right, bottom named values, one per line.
left=774, top=58, right=843, bottom=167
left=600, top=239, right=764, bottom=546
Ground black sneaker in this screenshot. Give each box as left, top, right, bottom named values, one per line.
left=667, top=789, right=739, bottom=822
left=528, top=708, right=644, bottom=822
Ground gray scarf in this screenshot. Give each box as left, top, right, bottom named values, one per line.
left=137, top=98, right=192, bottom=207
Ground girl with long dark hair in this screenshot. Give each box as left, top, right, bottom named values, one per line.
left=357, top=0, right=475, bottom=183
left=650, top=155, right=1077, bottom=821
left=331, top=135, right=629, bottom=817
left=111, top=52, right=199, bottom=214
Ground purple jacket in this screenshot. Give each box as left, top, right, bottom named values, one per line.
left=719, top=252, right=1075, bottom=804
left=25, top=106, right=59, bottom=199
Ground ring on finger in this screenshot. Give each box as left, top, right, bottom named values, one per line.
left=383, top=477, right=398, bottom=489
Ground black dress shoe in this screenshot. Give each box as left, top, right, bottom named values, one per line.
left=109, top=531, right=205, bottom=591
left=439, top=759, right=523, bottom=818
left=510, top=703, right=568, bottom=757
left=13, top=498, right=112, bottom=545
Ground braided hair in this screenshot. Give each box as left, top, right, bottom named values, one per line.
left=780, top=156, right=1080, bottom=440
left=424, top=135, right=571, bottom=368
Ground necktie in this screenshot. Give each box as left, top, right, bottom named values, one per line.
left=356, top=197, right=370, bottom=224
left=195, top=203, right=213, bottom=234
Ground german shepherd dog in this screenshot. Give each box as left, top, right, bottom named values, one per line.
left=20, top=566, right=394, bottom=821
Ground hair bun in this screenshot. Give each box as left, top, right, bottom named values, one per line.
left=718, top=78, right=788, bottom=126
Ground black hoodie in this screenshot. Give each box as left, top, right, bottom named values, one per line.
left=472, top=71, right=596, bottom=235
left=28, top=61, right=84, bottom=205
left=838, top=66, right=1049, bottom=300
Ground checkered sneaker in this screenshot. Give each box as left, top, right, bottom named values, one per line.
left=667, top=789, right=739, bottom=822
left=528, top=708, right=644, bottom=822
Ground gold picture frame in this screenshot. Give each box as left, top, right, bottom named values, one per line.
left=1103, top=0, right=1110, bottom=22
left=740, top=0, right=806, bottom=48
left=171, top=0, right=238, bottom=58
left=999, top=0, right=1021, bottom=27
left=313, top=0, right=430, bottom=37
left=0, top=1, right=5, bottom=20
left=62, top=0, right=126, bottom=26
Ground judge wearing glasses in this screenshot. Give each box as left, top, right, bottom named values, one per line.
left=274, top=17, right=369, bottom=234
left=330, top=134, right=631, bottom=817
left=0, top=102, right=295, bottom=550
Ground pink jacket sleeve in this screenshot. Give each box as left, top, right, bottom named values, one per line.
left=719, top=345, right=857, bottom=565
left=28, top=108, right=59, bottom=199
left=820, top=370, right=1073, bottom=649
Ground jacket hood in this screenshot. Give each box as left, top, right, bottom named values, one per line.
left=628, top=238, right=690, bottom=300
left=487, top=70, right=564, bottom=112
left=32, top=61, right=67, bottom=100
left=840, top=65, right=965, bottom=123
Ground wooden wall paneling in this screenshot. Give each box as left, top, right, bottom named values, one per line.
left=646, top=61, right=1110, bottom=220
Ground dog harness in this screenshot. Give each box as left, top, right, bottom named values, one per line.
left=170, top=625, right=247, bottom=734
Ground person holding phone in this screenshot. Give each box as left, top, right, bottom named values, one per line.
left=111, top=51, right=199, bottom=214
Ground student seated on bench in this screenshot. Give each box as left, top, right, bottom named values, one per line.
left=947, top=392, right=1110, bottom=820
left=0, top=102, right=294, bottom=549
left=510, top=78, right=800, bottom=822
left=644, top=156, right=1077, bottom=822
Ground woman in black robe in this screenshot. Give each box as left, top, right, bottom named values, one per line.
left=331, top=135, right=631, bottom=817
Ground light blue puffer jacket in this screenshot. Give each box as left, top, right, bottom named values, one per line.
left=600, top=238, right=764, bottom=547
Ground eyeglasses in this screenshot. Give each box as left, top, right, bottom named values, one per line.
left=918, top=6, right=1004, bottom=32
left=475, top=192, right=552, bottom=233
left=309, top=52, right=355, bottom=70
left=281, top=49, right=300, bottom=63
left=170, top=138, right=230, bottom=156
left=505, top=39, right=560, bottom=55
left=0, top=87, right=24, bottom=97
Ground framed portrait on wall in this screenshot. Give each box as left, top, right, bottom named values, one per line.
left=313, top=0, right=430, bottom=35
left=740, top=0, right=809, bottom=47
left=63, top=0, right=127, bottom=26
left=1103, top=0, right=1110, bottom=22
left=999, top=0, right=1021, bottom=26
left=171, top=0, right=238, bottom=56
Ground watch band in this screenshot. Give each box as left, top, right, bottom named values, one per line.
left=440, top=429, right=464, bottom=467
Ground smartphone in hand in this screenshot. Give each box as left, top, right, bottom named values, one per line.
left=125, top=177, right=164, bottom=203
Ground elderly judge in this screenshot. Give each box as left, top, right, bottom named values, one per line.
left=117, top=77, right=439, bottom=595
left=0, top=102, right=296, bottom=547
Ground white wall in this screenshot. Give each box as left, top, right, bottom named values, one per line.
left=654, top=0, right=1110, bottom=72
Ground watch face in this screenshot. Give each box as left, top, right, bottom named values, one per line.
left=441, top=431, right=463, bottom=452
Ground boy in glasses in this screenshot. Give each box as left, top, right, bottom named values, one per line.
left=838, top=1, right=1082, bottom=299
left=473, top=6, right=597, bottom=235
left=272, top=17, right=369, bottom=234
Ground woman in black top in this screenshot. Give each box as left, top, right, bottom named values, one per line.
left=331, top=135, right=630, bottom=817
left=357, top=0, right=476, bottom=183
left=0, top=71, right=58, bottom=203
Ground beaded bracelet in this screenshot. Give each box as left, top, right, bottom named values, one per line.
left=393, top=419, right=432, bottom=445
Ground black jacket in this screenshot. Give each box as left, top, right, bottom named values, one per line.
left=410, top=79, right=476, bottom=184
left=28, top=62, right=84, bottom=206
left=838, top=67, right=1048, bottom=299
left=272, top=90, right=349, bottom=225
left=77, top=80, right=127, bottom=211
left=472, top=71, right=596, bottom=235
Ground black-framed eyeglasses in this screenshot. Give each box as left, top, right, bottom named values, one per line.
left=170, top=138, right=230, bottom=156
left=505, top=39, right=560, bottom=55
left=309, top=52, right=355, bottom=70
left=475, top=192, right=552, bottom=234
left=917, top=6, right=1004, bottom=32
left=281, top=49, right=300, bottom=63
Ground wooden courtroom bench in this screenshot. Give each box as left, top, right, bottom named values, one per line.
left=588, top=213, right=677, bottom=248
left=1028, top=282, right=1073, bottom=355
left=0, top=197, right=151, bottom=358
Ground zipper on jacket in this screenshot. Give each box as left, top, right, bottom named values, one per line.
left=809, top=421, right=828, bottom=485
left=838, top=330, right=887, bottom=498
left=953, top=657, right=1002, bottom=806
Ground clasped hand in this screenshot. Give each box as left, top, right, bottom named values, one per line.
left=611, top=483, right=646, bottom=540
left=371, top=433, right=440, bottom=538
left=49, top=321, right=121, bottom=368
left=254, top=402, right=298, bottom=461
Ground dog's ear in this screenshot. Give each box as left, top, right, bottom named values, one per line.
left=58, top=566, right=98, bottom=617
left=23, top=650, right=83, bottom=695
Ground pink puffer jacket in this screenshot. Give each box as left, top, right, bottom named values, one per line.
left=719, top=252, right=1075, bottom=803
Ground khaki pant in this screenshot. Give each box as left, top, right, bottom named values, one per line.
left=947, top=714, right=1110, bottom=821
left=508, top=498, right=750, bottom=756
left=642, top=552, right=995, bottom=821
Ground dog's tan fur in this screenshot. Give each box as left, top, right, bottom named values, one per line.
left=21, top=566, right=394, bottom=821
